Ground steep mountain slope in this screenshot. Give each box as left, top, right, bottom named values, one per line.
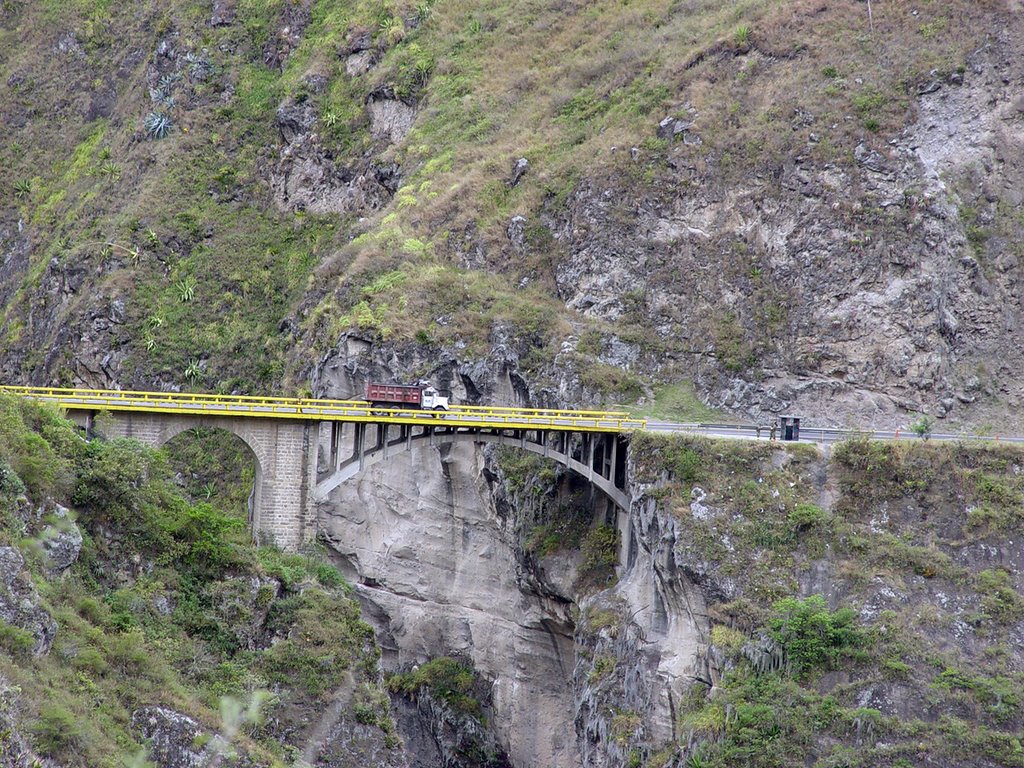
left=2, top=3, right=1024, bottom=766
left=0, top=0, right=1021, bottom=428
left=0, top=393, right=404, bottom=767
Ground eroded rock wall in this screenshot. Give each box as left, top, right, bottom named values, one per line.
left=317, top=430, right=713, bottom=767
left=319, top=441, right=579, bottom=767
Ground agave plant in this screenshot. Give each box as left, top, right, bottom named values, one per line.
left=157, top=72, right=180, bottom=91
left=99, top=161, right=121, bottom=180
left=149, top=88, right=176, bottom=108
left=185, top=51, right=212, bottom=81
left=175, top=277, right=196, bottom=303
left=144, top=111, right=174, bottom=139
left=378, top=16, right=404, bottom=43
left=184, top=359, right=202, bottom=383
left=13, top=178, right=31, bottom=199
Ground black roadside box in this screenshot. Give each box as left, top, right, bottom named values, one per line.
left=779, top=416, right=800, bottom=441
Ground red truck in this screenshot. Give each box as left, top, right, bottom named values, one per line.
left=365, top=383, right=450, bottom=410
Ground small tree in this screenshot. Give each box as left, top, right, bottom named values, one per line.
left=910, top=415, right=933, bottom=440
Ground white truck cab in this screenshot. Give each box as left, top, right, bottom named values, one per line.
left=421, top=387, right=450, bottom=410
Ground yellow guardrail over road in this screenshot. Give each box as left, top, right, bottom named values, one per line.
left=0, top=386, right=646, bottom=433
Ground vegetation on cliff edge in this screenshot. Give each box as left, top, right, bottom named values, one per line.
left=0, top=393, right=394, bottom=766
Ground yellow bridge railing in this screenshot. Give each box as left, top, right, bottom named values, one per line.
left=0, top=386, right=646, bottom=433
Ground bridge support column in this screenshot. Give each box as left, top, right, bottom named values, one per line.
left=64, top=409, right=318, bottom=552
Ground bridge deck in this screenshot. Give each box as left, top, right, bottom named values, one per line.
left=1, top=386, right=645, bottom=433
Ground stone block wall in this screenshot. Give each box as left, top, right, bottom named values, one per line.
left=64, top=409, right=316, bottom=551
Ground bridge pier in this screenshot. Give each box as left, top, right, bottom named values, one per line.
left=66, top=409, right=317, bottom=551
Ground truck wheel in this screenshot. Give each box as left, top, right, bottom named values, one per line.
left=433, top=406, right=447, bottom=411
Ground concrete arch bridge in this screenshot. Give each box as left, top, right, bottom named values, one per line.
left=1, top=387, right=643, bottom=553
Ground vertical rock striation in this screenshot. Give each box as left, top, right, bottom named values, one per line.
left=320, top=441, right=580, bottom=767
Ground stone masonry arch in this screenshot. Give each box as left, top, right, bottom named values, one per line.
left=63, top=409, right=317, bottom=550
left=158, top=422, right=265, bottom=534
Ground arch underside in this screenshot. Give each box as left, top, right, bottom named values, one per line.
left=150, top=418, right=265, bottom=472
left=314, top=427, right=631, bottom=510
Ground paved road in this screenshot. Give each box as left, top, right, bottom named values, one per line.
left=644, top=421, right=1024, bottom=445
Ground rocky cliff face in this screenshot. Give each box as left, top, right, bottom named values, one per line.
left=311, top=345, right=710, bottom=767
left=319, top=440, right=581, bottom=767
left=554, top=25, right=1024, bottom=429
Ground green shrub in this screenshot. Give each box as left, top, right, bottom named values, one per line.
left=768, top=595, right=867, bottom=675
left=30, top=703, right=86, bottom=757
left=576, top=525, right=619, bottom=590
left=977, top=569, right=1024, bottom=624
left=787, top=503, right=827, bottom=531
left=0, top=395, right=75, bottom=499
left=666, top=445, right=701, bottom=486
left=0, top=459, right=25, bottom=497
left=350, top=683, right=395, bottom=732
left=261, top=589, right=374, bottom=697
left=72, top=437, right=155, bottom=519
left=588, top=654, right=616, bottom=684
left=103, top=629, right=154, bottom=676
left=312, top=562, right=345, bottom=587
left=910, top=415, right=934, bottom=440
left=0, top=622, right=35, bottom=658
left=388, top=657, right=482, bottom=720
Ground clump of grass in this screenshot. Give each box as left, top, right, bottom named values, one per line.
left=388, top=657, right=483, bottom=720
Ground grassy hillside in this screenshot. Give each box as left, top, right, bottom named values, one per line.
left=0, top=0, right=1010, bottom=411
left=0, top=393, right=395, bottom=766
left=627, top=433, right=1024, bottom=767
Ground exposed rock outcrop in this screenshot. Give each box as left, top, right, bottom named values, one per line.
left=551, top=29, right=1024, bottom=429
left=367, top=96, right=416, bottom=144
left=311, top=333, right=534, bottom=410
left=392, top=691, right=512, bottom=768
left=132, top=706, right=255, bottom=768
left=39, top=504, right=82, bottom=574
left=268, top=98, right=400, bottom=215
left=0, top=546, right=57, bottom=656
left=319, top=438, right=581, bottom=768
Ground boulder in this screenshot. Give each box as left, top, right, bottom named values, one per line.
left=40, top=505, right=82, bottom=574
left=506, top=215, right=527, bottom=253
left=509, top=157, right=529, bottom=187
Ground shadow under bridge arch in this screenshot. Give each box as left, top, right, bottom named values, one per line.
left=313, top=423, right=632, bottom=510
